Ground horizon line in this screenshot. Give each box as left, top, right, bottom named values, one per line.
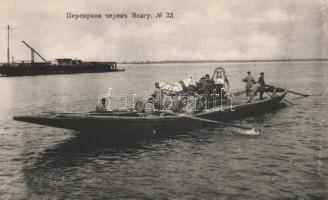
left=120, top=58, right=328, bottom=64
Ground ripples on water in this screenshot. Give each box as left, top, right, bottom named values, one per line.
left=0, top=62, right=327, bottom=199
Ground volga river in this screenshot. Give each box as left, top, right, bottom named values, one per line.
left=0, top=62, right=327, bottom=199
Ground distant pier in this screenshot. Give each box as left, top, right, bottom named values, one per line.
left=0, top=25, right=124, bottom=77
left=0, top=59, right=124, bottom=76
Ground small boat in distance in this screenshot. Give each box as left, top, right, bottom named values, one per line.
left=0, top=25, right=124, bottom=76
left=13, top=88, right=288, bottom=138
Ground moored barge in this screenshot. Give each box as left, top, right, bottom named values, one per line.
left=0, top=25, right=124, bottom=76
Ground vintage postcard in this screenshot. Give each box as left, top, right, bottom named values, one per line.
left=0, top=0, right=327, bottom=199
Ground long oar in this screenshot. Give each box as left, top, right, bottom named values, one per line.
left=265, top=92, right=295, bottom=105
left=286, top=90, right=309, bottom=97
left=165, top=111, right=261, bottom=135
left=267, top=85, right=310, bottom=97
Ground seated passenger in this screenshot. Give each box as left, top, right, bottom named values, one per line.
left=96, top=98, right=108, bottom=112
left=212, top=67, right=230, bottom=101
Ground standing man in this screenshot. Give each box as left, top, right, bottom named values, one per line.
left=258, top=72, right=266, bottom=100
left=151, top=82, right=164, bottom=109
left=242, top=71, right=256, bottom=97
left=198, top=76, right=206, bottom=94
left=246, top=83, right=260, bottom=103
left=204, top=74, right=215, bottom=96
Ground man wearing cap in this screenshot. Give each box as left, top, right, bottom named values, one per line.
left=258, top=72, right=266, bottom=100
left=242, top=71, right=256, bottom=97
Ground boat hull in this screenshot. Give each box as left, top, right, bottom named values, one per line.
left=14, top=91, right=287, bottom=137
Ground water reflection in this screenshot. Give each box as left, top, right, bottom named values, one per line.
left=22, top=127, right=212, bottom=198
left=23, top=102, right=287, bottom=172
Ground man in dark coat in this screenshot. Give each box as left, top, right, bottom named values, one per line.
left=198, top=76, right=206, bottom=94
left=258, top=72, right=266, bottom=100
left=204, top=74, right=214, bottom=96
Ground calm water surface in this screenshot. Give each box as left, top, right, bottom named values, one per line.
left=0, top=62, right=327, bottom=199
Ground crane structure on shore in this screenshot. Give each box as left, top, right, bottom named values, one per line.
left=21, top=40, right=47, bottom=63
left=6, top=25, right=47, bottom=65
left=1, top=25, right=122, bottom=76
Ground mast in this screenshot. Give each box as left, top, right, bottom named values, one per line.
left=7, top=25, right=10, bottom=65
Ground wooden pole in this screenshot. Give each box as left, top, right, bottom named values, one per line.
left=31, top=49, right=34, bottom=63
left=7, top=25, right=10, bottom=65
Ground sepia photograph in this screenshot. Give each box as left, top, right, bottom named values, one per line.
left=0, top=0, right=327, bottom=199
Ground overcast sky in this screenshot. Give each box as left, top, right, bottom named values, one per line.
left=0, top=0, right=327, bottom=62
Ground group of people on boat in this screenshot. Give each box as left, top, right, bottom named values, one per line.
left=147, top=67, right=269, bottom=112
left=148, top=67, right=232, bottom=113
left=198, top=67, right=230, bottom=98
left=96, top=66, right=268, bottom=113
left=242, top=71, right=266, bottom=103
